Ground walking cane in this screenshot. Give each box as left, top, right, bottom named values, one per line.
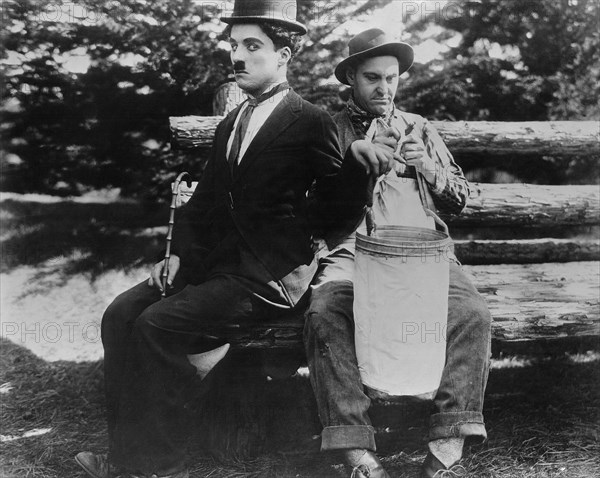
left=162, top=172, right=190, bottom=298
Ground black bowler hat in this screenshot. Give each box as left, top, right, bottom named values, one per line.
left=335, top=28, right=414, bottom=85
left=221, top=0, right=307, bottom=35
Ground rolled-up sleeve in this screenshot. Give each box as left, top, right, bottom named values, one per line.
left=422, top=119, right=470, bottom=216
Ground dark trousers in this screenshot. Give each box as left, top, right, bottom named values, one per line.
left=303, top=259, right=492, bottom=451
left=102, top=272, right=288, bottom=475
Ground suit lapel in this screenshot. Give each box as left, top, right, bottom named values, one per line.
left=232, top=90, right=301, bottom=183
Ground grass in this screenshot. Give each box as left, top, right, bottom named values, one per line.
left=1, top=337, right=599, bottom=477
left=1, top=193, right=599, bottom=477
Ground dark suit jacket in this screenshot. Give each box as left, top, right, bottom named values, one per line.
left=171, top=90, right=368, bottom=306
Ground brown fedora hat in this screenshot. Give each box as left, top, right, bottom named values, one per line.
left=221, top=0, right=307, bottom=35
left=335, top=28, right=414, bottom=85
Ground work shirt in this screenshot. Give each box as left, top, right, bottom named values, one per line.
left=354, top=116, right=436, bottom=240
left=314, top=106, right=470, bottom=272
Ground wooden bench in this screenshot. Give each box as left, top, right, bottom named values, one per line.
left=169, top=117, right=600, bottom=456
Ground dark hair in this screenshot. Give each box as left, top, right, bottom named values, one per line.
left=224, top=22, right=302, bottom=58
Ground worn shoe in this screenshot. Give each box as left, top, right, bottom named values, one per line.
left=75, top=452, right=116, bottom=478
left=420, top=452, right=467, bottom=478
left=348, top=450, right=390, bottom=478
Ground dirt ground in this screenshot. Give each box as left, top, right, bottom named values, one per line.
left=1, top=334, right=599, bottom=478
left=1, top=263, right=147, bottom=362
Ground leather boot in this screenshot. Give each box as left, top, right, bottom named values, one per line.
left=420, top=452, right=467, bottom=478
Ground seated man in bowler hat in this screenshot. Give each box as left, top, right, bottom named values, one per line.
left=303, top=28, right=492, bottom=478
left=75, top=4, right=398, bottom=478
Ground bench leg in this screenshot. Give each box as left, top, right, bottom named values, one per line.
left=189, top=350, right=320, bottom=458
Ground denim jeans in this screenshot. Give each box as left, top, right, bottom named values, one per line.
left=303, top=250, right=491, bottom=451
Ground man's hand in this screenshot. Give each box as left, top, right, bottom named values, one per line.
left=401, top=135, right=437, bottom=185
left=350, top=139, right=397, bottom=177
left=373, top=126, right=401, bottom=151
left=148, top=255, right=180, bottom=292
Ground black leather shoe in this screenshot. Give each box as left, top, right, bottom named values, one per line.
left=347, top=451, right=390, bottom=478
left=420, top=452, right=467, bottom=478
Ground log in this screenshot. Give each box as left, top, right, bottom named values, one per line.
left=170, top=117, right=600, bottom=157
left=191, top=350, right=321, bottom=458
left=205, top=262, right=600, bottom=349
left=165, top=157, right=599, bottom=229
left=449, top=183, right=600, bottom=227
left=454, top=238, right=600, bottom=264
left=473, top=261, right=600, bottom=342
left=170, top=116, right=223, bottom=150
left=193, top=352, right=268, bottom=458
left=430, top=120, right=600, bottom=157
left=169, top=181, right=599, bottom=229
left=139, top=226, right=600, bottom=264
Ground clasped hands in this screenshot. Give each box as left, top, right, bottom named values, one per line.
left=351, top=126, right=437, bottom=184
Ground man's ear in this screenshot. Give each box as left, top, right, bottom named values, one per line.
left=346, top=68, right=355, bottom=86
left=278, top=46, right=292, bottom=66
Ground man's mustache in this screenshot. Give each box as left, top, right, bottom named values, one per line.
left=233, top=61, right=246, bottom=72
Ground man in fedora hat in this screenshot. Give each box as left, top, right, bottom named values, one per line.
left=75, top=5, right=396, bottom=478
left=303, top=28, right=492, bottom=478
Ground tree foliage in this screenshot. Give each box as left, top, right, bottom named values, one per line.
left=2, top=0, right=227, bottom=196
left=400, top=0, right=600, bottom=121
left=1, top=0, right=598, bottom=196
left=396, top=0, right=599, bottom=185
